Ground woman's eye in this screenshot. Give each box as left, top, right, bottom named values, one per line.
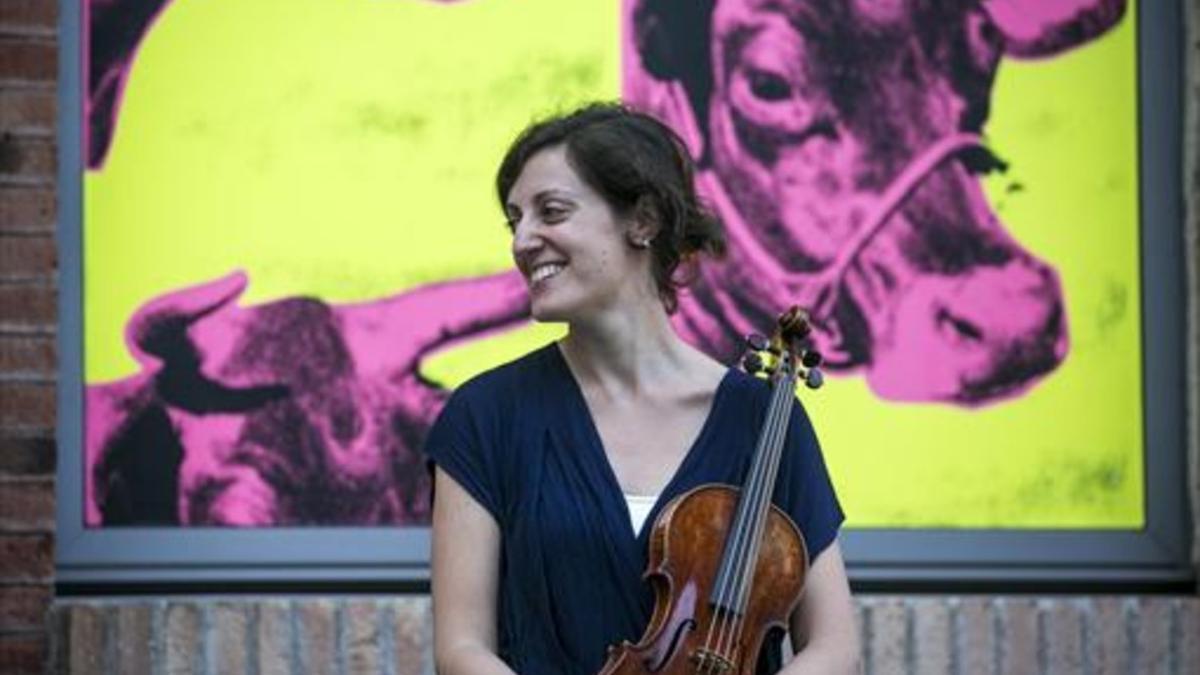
left=541, top=205, right=568, bottom=222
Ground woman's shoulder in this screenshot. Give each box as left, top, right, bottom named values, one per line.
left=720, top=366, right=772, bottom=402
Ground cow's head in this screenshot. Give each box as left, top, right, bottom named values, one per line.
left=631, top=0, right=1125, bottom=404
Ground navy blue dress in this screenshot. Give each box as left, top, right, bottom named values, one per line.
left=423, top=343, right=844, bottom=675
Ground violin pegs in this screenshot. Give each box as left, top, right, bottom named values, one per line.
left=804, top=367, right=824, bottom=390
left=801, top=349, right=823, bottom=369
left=745, top=333, right=769, bottom=352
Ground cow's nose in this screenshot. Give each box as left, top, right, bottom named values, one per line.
left=865, top=255, right=1069, bottom=404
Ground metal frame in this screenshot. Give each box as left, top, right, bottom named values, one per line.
left=55, top=0, right=1193, bottom=589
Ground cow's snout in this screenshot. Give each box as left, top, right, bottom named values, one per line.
left=867, top=256, right=1068, bottom=405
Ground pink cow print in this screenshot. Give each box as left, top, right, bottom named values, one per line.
left=83, top=0, right=1126, bottom=526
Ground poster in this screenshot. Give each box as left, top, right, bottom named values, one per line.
left=82, top=0, right=1142, bottom=530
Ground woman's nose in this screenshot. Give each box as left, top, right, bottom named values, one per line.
left=510, top=220, right=542, bottom=259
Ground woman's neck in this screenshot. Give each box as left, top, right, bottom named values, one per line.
left=559, top=300, right=717, bottom=402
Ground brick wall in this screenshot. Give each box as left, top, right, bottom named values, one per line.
left=0, top=2, right=58, bottom=674
left=2, top=1, right=1198, bottom=674
left=44, top=595, right=1200, bottom=675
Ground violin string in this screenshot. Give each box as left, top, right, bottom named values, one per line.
left=710, top=361, right=794, bottom=666
left=699, top=386, right=777, bottom=666
left=729, top=369, right=795, bottom=655
left=703, top=362, right=784, bottom=648
left=721, top=356, right=796, bottom=662
left=701, top=364, right=785, bottom=666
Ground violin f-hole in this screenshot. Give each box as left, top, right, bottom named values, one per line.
left=646, top=618, right=696, bottom=672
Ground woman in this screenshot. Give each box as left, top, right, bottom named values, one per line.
left=424, top=102, right=858, bottom=674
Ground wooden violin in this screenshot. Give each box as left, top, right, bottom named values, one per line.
left=597, top=307, right=825, bottom=675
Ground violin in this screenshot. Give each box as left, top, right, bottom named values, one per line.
left=597, top=307, right=825, bottom=675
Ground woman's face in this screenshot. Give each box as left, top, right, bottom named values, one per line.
left=505, top=145, right=651, bottom=323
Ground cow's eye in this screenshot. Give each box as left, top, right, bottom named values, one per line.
left=747, top=67, right=792, bottom=102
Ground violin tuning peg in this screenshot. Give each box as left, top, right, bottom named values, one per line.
left=741, top=352, right=764, bottom=374
left=801, top=349, right=823, bottom=369
left=745, top=333, right=769, bottom=352
left=804, top=367, right=824, bottom=390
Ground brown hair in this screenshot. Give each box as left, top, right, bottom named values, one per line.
left=496, top=102, right=726, bottom=313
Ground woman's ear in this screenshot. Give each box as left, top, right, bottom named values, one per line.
left=627, top=196, right=662, bottom=248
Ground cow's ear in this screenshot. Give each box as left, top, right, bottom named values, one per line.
left=983, top=0, right=1127, bottom=58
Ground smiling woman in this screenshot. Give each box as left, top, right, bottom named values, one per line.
left=496, top=104, right=726, bottom=319
left=424, top=102, right=858, bottom=675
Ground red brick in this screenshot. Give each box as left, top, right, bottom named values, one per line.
left=957, top=598, right=996, bottom=675
left=164, top=602, right=200, bottom=675
left=1132, top=597, right=1170, bottom=674
left=0, top=284, right=56, bottom=326
left=0, top=632, right=47, bottom=675
left=997, top=598, right=1038, bottom=675
left=298, top=599, right=336, bottom=675
left=345, top=599, right=381, bottom=675
left=1181, top=599, right=1199, bottom=675
left=0, top=186, right=55, bottom=232
left=1044, top=600, right=1082, bottom=673
left=114, top=604, right=152, bottom=675
left=256, top=601, right=293, bottom=675
left=0, top=235, right=56, bottom=279
left=0, top=89, right=54, bottom=133
left=1088, top=597, right=1128, bottom=675
left=0, top=433, right=55, bottom=475
left=0, top=583, right=50, bottom=630
left=0, top=134, right=55, bottom=179
left=67, top=604, right=104, bottom=675
left=0, top=479, right=53, bottom=530
left=0, top=533, right=51, bottom=580
left=912, top=599, right=952, bottom=674
left=0, top=334, right=55, bottom=374
left=212, top=603, right=250, bottom=675
left=865, top=597, right=907, bottom=675
left=0, top=382, right=55, bottom=427
left=0, top=39, right=57, bottom=82
left=0, top=2, right=58, bottom=33
left=392, top=598, right=431, bottom=675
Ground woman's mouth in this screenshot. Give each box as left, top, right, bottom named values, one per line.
left=528, top=262, right=566, bottom=287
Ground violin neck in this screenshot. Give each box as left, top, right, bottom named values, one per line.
left=709, top=365, right=798, bottom=615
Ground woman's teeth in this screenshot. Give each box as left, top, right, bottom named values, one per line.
left=530, top=263, right=565, bottom=284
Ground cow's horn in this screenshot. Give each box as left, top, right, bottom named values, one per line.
left=983, top=0, right=1127, bottom=59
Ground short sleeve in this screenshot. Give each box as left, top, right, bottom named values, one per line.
left=778, top=400, right=845, bottom=562
left=422, top=385, right=504, bottom=523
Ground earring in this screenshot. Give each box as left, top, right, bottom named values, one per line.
left=629, top=236, right=652, bottom=250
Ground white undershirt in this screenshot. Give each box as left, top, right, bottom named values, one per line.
left=624, top=493, right=659, bottom=535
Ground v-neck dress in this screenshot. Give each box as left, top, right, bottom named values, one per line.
left=423, top=343, right=844, bottom=675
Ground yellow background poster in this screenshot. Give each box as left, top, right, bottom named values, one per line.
left=85, top=0, right=1142, bottom=528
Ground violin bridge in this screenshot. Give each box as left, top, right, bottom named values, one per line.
left=690, top=648, right=734, bottom=673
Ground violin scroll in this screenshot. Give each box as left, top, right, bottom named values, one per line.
left=741, top=306, right=825, bottom=389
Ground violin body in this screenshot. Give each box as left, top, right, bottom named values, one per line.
left=598, top=484, right=809, bottom=675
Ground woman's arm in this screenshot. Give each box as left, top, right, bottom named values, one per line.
left=781, top=540, right=861, bottom=674
left=431, top=466, right=517, bottom=675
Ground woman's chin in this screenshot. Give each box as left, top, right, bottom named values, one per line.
left=529, top=299, right=567, bottom=324
left=530, top=293, right=588, bottom=324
